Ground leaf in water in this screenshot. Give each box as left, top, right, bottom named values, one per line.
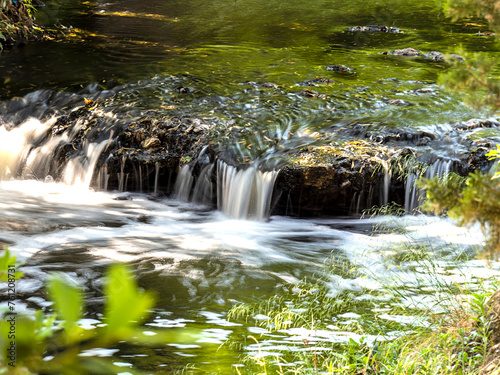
left=104, top=264, right=156, bottom=336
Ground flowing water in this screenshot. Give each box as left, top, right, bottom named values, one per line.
left=1, top=0, right=500, bottom=373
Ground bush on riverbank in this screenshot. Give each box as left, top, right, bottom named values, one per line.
left=0, top=0, right=44, bottom=50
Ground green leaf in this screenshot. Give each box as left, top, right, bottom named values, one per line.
left=0, top=247, right=23, bottom=282
left=47, top=274, right=83, bottom=332
left=103, top=264, right=155, bottom=336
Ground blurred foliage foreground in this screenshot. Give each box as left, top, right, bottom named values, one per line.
left=0, top=248, right=199, bottom=375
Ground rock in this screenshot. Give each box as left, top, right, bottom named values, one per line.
left=325, top=65, right=356, bottom=74
left=297, top=78, right=336, bottom=86
left=141, top=137, right=161, bottom=149
left=383, top=48, right=463, bottom=62
left=297, top=89, right=326, bottom=98
left=175, top=86, right=193, bottom=94
left=477, top=31, right=496, bottom=37
left=44, top=100, right=218, bottom=194
left=240, top=81, right=280, bottom=89
left=454, top=119, right=500, bottom=131
left=346, top=25, right=403, bottom=33
left=383, top=47, right=422, bottom=57
left=387, top=99, right=412, bottom=106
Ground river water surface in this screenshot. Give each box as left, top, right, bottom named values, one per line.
left=1, top=0, right=500, bottom=373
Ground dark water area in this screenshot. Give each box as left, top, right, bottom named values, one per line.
left=1, top=0, right=499, bottom=99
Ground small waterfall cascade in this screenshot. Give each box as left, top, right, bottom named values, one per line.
left=381, top=160, right=392, bottom=207
left=174, top=165, right=194, bottom=201
left=62, top=140, right=109, bottom=188
left=0, top=118, right=57, bottom=180
left=0, top=117, right=109, bottom=189
left=117, top=156, right=128, bottom=192
left=192, top=164, right=215, bottom=204
left=405, top=158, right=453, bottom=212
left=172, top=159, right=278, bottom=220
left=217, top=160, right=278, bottom=220
left=154, top=162, right=160, bottom=195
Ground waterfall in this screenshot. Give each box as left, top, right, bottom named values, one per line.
left=154, top=162, right=160, bottom=195
left=62, top=140, right=109, bottom=188
left=97, top=163, right=109, bottom=191
left=172, top=160, right=278, bottom=220
left=381, top=160, right=391, bottom=207
left=0, top=117, right=109, bottom=189
left=405, top=159, right=453, bottom=212
left=0, top=118, right=56, bottom=180
left=174, top=165, right=194, bottom=201
left=217, top=160, right=278, bottom=220
left=192, top=164, right=215, bottom=204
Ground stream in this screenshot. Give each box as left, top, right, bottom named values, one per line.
left=1, top=0, right=500, bottom=373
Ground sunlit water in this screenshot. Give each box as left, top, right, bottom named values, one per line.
left=2, top=0, right=500, bottom=372
left=1, top=180, right=498, bottom=372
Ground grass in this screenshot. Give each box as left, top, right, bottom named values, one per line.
left=225, top=219, right=499, bottom=375
left=229, top=284, right=498, bottom=375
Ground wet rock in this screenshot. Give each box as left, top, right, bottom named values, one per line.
left=175, top=86, right=194, bottom=94
left=297, top=78, right=336, bottom=86
left=272, top=141, right=405, bottom=216
left=477, top=31, right=496, bottom=37
left=383, top=47, right=421, bottom=57
left=43, top=99, right=218, bottom=194
left=297, top=89, right=326, bottom=99
left=346, top=25, right=403, bottom=33
left=240, top=81, right=280, bottom=89
left=413, top=88, right=435, bottom=94
left=141, top=136, right=161, bottom=149
left=454, top=119, right=500, bottom=131
left=383, top=48, right=463, bottom=62
left=325, top=65, right=355, bottom=74
left=387, top=99, right=413, bottom=106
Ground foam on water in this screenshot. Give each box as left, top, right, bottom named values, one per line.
left=1, top=180, right=498, bottom=367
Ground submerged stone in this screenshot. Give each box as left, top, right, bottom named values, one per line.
left=382, top=48, right=463, bottom=62
left=346, top=25, right=403, bottom=33
left=325, top=65, right=356, bottom=74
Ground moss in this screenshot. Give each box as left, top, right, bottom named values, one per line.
left=285, top=139, right=397, bottom=169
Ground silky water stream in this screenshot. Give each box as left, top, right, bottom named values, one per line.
left=2, top=0, right=500, bottom=372
left=0, top=112, right=499, bottom=372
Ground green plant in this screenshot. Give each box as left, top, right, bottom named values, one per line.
left=0, top=248, right=195, bottom=375
left=439, top=48, right=500, bottom=112
left=420, top=170, right=500, bottom=257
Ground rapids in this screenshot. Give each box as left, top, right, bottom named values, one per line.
left=2, top=0, right=500, bottom=372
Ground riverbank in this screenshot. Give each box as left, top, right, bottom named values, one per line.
left=229, top=256, right=500, bottom=374
left=0, top=0, right=45, bottom=50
